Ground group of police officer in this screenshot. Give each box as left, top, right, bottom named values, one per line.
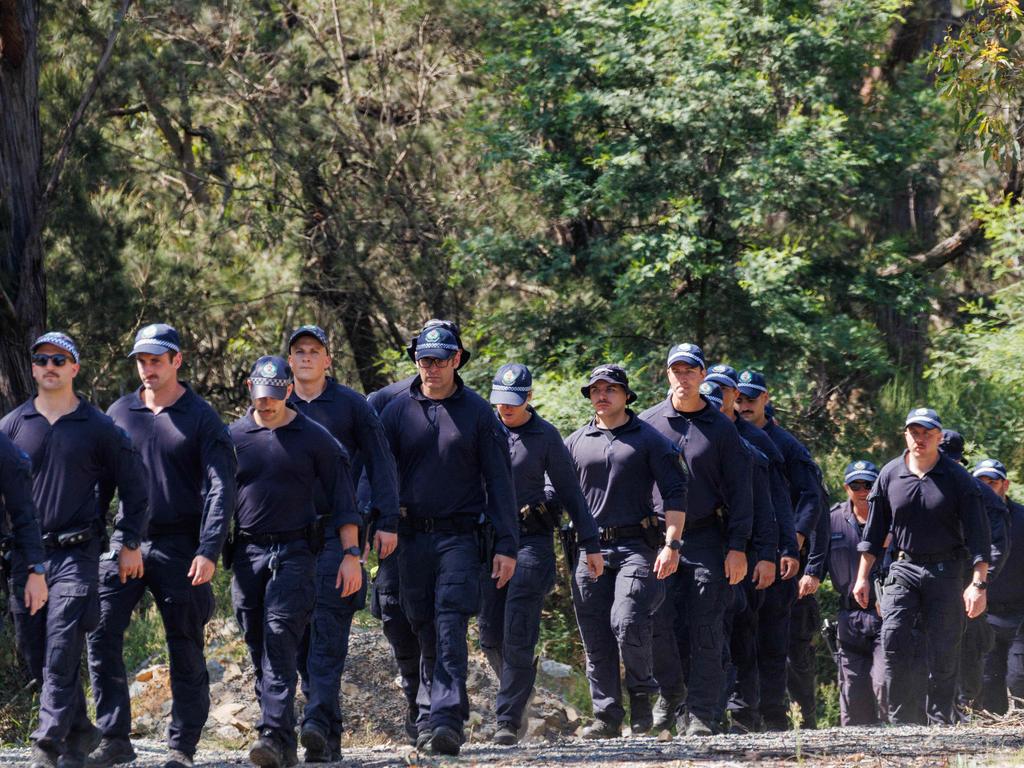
left=0, top=321, right=1020, bottom=768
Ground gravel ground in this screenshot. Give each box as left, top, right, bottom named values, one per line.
left=3, top=726, right=1024, bottom=767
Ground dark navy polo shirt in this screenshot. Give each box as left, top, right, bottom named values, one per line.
left=564, top=410, right=688, bottom=530
left=229, top=408, right=359, bottom=534
left=0, top=397, right=148, bottom=540
left=859, top=451, right=991, bottom=565
left=764, top=417, right=823, bottom=540
left=289, top=377, right=399, bottom=531
left=827, top=501, right=881, bottom=601
left=502, top=407, right=600, bottom=554
left=639, top=397, right=752, bottom=552
left=0, top=432, right=44, bottom=565
left=379, top=376, right=518, bottom=558
left=743, top=438, right=778, bottom=564
left=104, top=384, right=236, bottom=560
left=978, top=480, right=1011, bottom=582
left=804, top=481, right=831, bottom=580
left=734, top=416, right=799, bottom=558
left=989, top=499, right=1024, bottom=610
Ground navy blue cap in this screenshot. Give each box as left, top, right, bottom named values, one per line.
left=736, top=369, right=768, bottom=397
left=704, top=363, right=738, bottom=390
left=248, top=355, right=292, bottom=400
left=844, top=460, right=879, bottom=484
left=31, top=331, right=80, bottom=363
left=288, top=324, right=330, bottom=352
left=666, top=342, right=705, bottom=369
left=699, top=381, right=723, bottom=408
left=129, top=323, right=181, bottom=358
left=407, top=319, right=470, bottom=368
left=582, top=364, right=637, bottom=405
left=413, top=326, right=460, bottom=361
left=939, top=429, right=965, bottom=463
left=490, top=363, right=533, bottom=406
left=905, top=407, right=942, bottom=430
left=973, top=458, right=1008, bottom=481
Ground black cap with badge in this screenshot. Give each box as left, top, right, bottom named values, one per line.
left=581, top=364, right=637, bottom=404
left=490, top=363, right=533, bottom=406
left=406, top=319, right=471, bottom=369
left=248, top=355, right=292, bottom=400
left=288, top=324, right=330, bottom=352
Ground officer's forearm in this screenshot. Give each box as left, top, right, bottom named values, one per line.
left=339, top=523, right=359, bottom=549
left=665, top=510, right=685, bottom=542
left=973, top=562, right=990, bottom=583
left=856, top=552, right=876, bottom=583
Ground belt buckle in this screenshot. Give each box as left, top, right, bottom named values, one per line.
left=423, top=518, right=435, bottom=534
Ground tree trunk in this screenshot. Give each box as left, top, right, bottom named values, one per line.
left=0, top=0, right=45, bottom=412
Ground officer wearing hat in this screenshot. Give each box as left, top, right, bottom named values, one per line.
left=284, top=325, right=399, bottom=763
left=363, top=318, right=470, bottom=741
left=735, top=370, right=820, bottom=730
left=480, top=363, right=603, bottom=745
left=229, top=356, right=362, bottom=768
left=565, top=364, right=688, bottom=738
left=853, top=408, right=991, bottom=724
left=378, top=326, right=517, bottom=756
left=939, top=430, right=1011, bottom=713
left=0, top=431, right=47, bottom=632
left=86, top=324, right=237, bottom=768
left=703, top=365, right=799, bottom=732
left=639, top=345, right=752, bottom=736
left=974, top=459, right=1024, bottom=713
left=2, top=332, right=149, bottom=768
left=826, top=460, right=887, bottom=725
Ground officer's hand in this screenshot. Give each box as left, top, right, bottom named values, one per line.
left=118, top=547, right=144, bottom=583
left=780, top=556, right=800, bottom=580
left=585, top=552, right=605, bottom=579
left=798, top=574, right=820, bottom=599
left=724, top=549, right=748, bottom=586
left=188, top=555, right=216, bottom=586
left=852, top=576, right=870, bottom=609
left=374, top=531, right=398, bottom=560
left=752, top=559, right=776, bottom=590
left=336, top=555, right=363, bottom=597
left=654, top=546, right=679, bottom=579
left=964, top=584, right=987, bottom=619
left=24, top=572, right=48, bottom=616
left=492, top=554, right=516, bottom=589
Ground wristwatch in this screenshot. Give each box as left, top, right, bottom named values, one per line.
left=342, top=545, right=362, bottom=560
left=122, top=537, right=141, bottom=551
left=29, top=563, right=46, bottom=576
left=665, top=539, right=683, bottom=552
left=972, top=580, right=988, bottom=590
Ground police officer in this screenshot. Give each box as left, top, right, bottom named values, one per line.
left=1, top=332, right=148, bottom=768
left=229, top=356, right=362, bottom=768
left=640, top=345, right=752, bottom=736
left=480, top=363, right=603, bottom=745
left=0, top=428, right=47, bottom=633
left=565, top=364, right=688, bottom=739
left=826, top=460, right=886, bottom=726
left=939, top=430, right=1011, bottom=713
left=853, top=408, right=991, bottom=725
left=285, top=325, right=399, bottom=762
left=974, top=459, right=1024, bottom=713
left=365, top=319, right=470, bottom=742
left=378, top=326, right=517, bottom=756
left=703, top=366, right=797, bottom=732
left=735, top=370, right=815, bottom=730
left=86, top=324, right=236, bottom=768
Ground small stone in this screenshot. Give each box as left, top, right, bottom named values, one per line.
left=208, top=682, right=225, bottom=700
left=394, top=674, right=404, bottom=689
left=657, top=729, right=673, bottom=742
left=128, top=681, right=145, bottom=698
left=135, top=668, right=154, bottom=682
left=206, top=658, right=225, bottom=681
left=539, top=659, right=572, bottom=679
left=564, top=706, right=579, bottom=723
left=211, top=702, right=246, bottom=724
left=223, top=663, right=242, bottom=682
left=341, top=682, right=359, bottom=698
left=526, top=717, right=547, bottom=738
left=160, top=700, right=173, bottom=717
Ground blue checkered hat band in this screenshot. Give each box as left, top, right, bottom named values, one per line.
left=417, top=342, right=458, bottom=351
left=738, top=383, right=767, bottom=393
left=133, top=338, right=180, bottom=352
left=33, top=333, right=79, bottom=362
left=249, top=377, right=290, bottom=387
left=491, top=384, right=531, bottom=392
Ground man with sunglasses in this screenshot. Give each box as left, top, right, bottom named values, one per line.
left=363, top=319, right=472, bottom=742
left=378, top=325, right=517, bottom=756
left=284, top=324, right=398, bottom=763
left=825, top=461, right=887, bottom=725
left=853, top=408, right=991, bottom=725
left=85, top=324, right=236, bottom=768
left=566, top=364, right=688, bottom=739
left=1, top=332, right=148, bottom=768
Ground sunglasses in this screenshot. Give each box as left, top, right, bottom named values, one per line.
left=31, top=353, right=71, bottom=368
left=848, top=480, right=873, bottom=491
left=416, top=357, right=453, bottom=369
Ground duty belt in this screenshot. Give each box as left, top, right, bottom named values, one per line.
left=896, top=549, right=965, bottom=565
left=42, top=523, right=99, bottom=550
left=237, top=526, right=310, bottom=546
left=599, top=516, right=663, bottom=544
left=399, top=515, right=478, bottom=535
left=519, top=503, right=559, bottom=536
left=147, top=519, right=201, bottom=539
left=683, top=514, right=721, bottom=534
